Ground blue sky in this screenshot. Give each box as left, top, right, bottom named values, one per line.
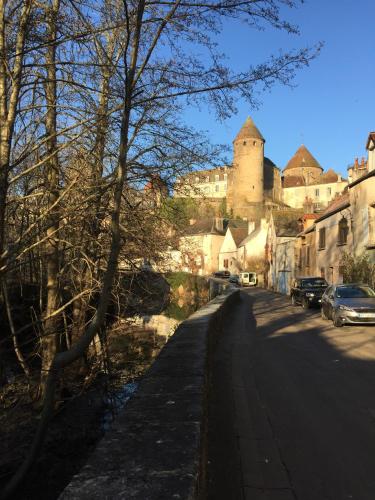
left=183, top=0, right=374, bottom=178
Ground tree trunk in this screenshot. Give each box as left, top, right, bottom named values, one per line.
left=40, top=0, right=60, bottom=399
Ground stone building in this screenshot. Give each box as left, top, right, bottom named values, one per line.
left=175, top=117, right=346, bottom=218
left=282, top=145, right=347, bottom=211
left=226, top=117, right=283, bottom=219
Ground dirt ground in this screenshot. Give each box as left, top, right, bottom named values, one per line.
left=0, top=324, right=168, bottom=500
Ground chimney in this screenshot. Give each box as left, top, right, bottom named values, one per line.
left=360, top=157, right=365, bottom=168
left=368, top=138, right=375, bottom=172
left=248, top=220, right=255, bottom=234
left=214, top=217, right=224, bottom=232
left=354, top=158, right=359, bottom=169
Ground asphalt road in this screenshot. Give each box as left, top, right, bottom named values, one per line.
left=207, top=288, right=375, bottom=500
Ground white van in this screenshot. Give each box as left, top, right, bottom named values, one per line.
left=239, top=272, right=257, bottom=287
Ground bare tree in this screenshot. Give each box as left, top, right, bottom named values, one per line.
left=1, top=0, right=321, bottom=496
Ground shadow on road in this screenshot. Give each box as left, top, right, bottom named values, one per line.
left=207, top=288, right=375, bottom=500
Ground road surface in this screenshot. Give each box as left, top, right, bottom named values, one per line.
left=207, top=288, right=375, bottom=500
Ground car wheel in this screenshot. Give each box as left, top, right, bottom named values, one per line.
left=321, top=307, right=328, bottom=320
left=291, top=295, right=297, bottom=306
left=302, top=297, right=310, bottom=309
left=333, top=312, right=343, bottom=328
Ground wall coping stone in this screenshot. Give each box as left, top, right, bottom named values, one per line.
left=60, top=288, right=240, bottom=500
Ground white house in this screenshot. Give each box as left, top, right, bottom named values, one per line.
left=218, top=221, right=248, bottom=274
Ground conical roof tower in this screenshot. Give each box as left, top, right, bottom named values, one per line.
left=227, top=116, right=265, bottom=218
left=284, top=145, right=322, bottom=173
left=234, top=116, right=265, bottom=142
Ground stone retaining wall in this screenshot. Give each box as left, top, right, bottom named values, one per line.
left=60, top=289, right=241, bottom=500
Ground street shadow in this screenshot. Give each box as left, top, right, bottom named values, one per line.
left=207, top=288, right=375, bottom=500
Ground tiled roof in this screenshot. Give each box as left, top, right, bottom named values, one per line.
left=238, top=226, right=262, bottom=247
left=227, top=219, right=248, bottom=230
left=283, top=175, right=305, bottom=188
left=230, top=227, right=249, bottom=246
left=315, top=192, right=350, bottom=222
left=318, top=168, right=338, bottom=183
left=283, top=168, right=343, bottom=188
left=183, top=218, right=225, bottom=236
left=264, top=157, right=278, bottom=169
left=284, top=145, right=322, bottom=172
left=301, top=213, right=319, bottom=220
left=234, top=116, right=264, bottom=142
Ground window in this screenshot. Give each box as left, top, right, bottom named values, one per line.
left=243, top=141, right=247, bottom=146
left=195, top=176, right=200, bottom=183
left=320, top=267, right=325, bottom=279
left=306, top=246, right=310, bottom=267
left=337, top=217, right=349, bottom=245
left=327, top=187, right=332, bottom=196
left=318, top=227, right=326, bottom=249
left=215, top=184, right=219, bottom=192
left=206, top=176, right=210, bottom=182
left=315, top=189, right=320, bottom=198
left=224, top=259, right=228, bottom=268
left=215, top=174, right=219, bottom=181
left=224, top=173, right=227, bottom=180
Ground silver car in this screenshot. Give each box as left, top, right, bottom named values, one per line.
left=321, top=284, right=375, bottom=327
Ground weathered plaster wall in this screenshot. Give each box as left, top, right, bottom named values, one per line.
left=283, top=180, right=347, bottom=210
left=315, top=210, right=353, bottom=284
left=349, top=175, right=375, bottom=259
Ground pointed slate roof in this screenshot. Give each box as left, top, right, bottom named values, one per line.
left=234, top=116, right=264, bottom=142
left=284, top=145, right=323, bottom=172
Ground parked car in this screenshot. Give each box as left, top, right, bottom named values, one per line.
left=239, top=272, right=257, bottom=287
left=321, top=283, right=375, bottom=327
left=229, top=274, right=240, bottom=285
left=213, top=270, right=230, bottom=279
left=290, top=277, right=328, bottom=309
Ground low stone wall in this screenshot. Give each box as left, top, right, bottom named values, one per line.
left=60, top=289, right=241, bottom=500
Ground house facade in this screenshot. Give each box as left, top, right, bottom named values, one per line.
left=179, top=219, right=225, bottom=275
left=314, top=193, right=351, bottom=284
left=266, top=211, right=302, bottom=294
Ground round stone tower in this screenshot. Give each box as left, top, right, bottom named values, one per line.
left=227, top=116, right=265, bottom=219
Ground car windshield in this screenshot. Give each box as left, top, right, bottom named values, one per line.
left=336, top=286, right=375, bottom=298
left=301, top=278, right=327, bottom=288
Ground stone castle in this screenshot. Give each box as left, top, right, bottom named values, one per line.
left=176, top=117, right=348, bottom=220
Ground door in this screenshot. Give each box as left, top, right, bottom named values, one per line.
left=278, top=271, right=288, bottom=295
